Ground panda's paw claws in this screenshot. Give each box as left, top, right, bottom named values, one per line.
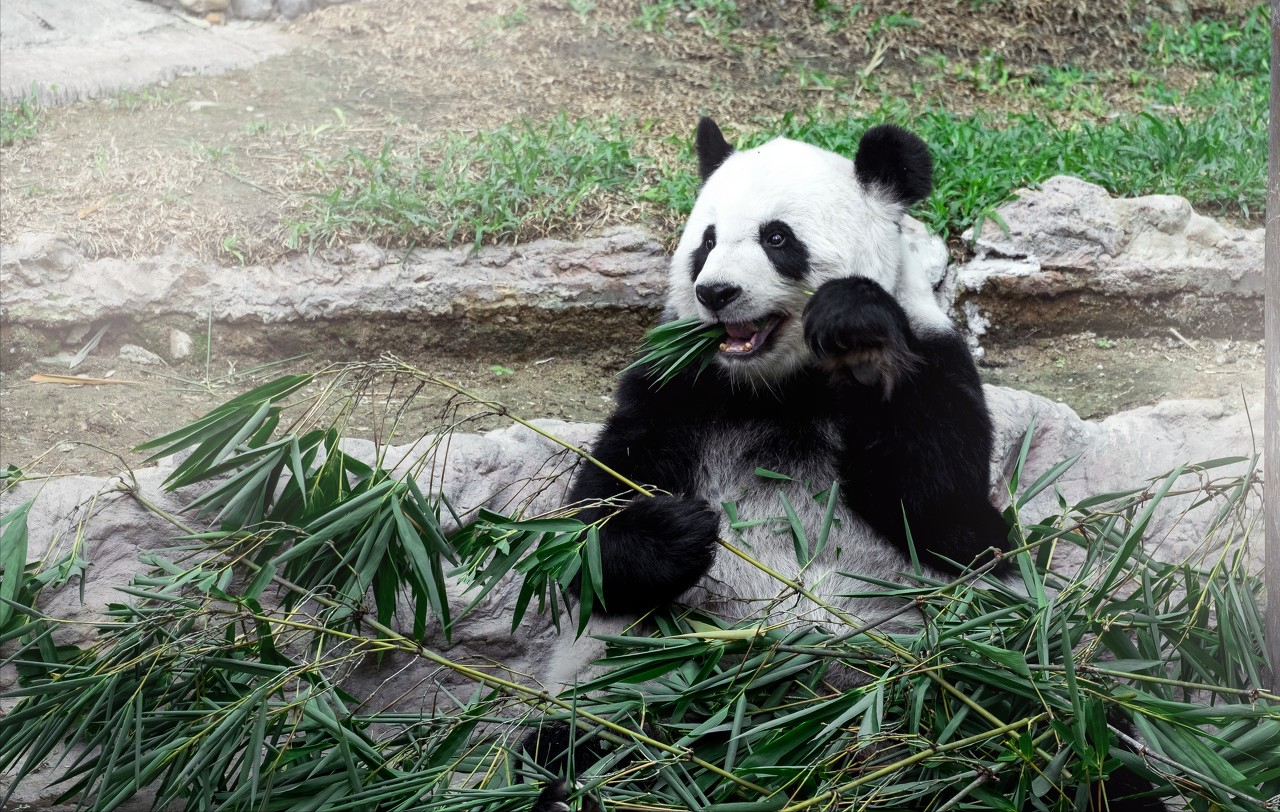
left=804, top=278, right=917, bottom=395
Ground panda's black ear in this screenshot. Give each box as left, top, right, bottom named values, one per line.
left=854, top=124, right=933, bottom=207
left=696, top=117, right=734, bottom=182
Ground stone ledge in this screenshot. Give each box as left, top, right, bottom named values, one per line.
left=954, top=176, right=1264, bottom=342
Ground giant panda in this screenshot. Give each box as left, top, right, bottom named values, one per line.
left=529, top=119, right=1166, bottom=812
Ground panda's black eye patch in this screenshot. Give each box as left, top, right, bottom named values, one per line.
left=758, top=220, right=808, bottom=281
left=690, top=224, right=717, bottom=281
left=760, top=221, right=796, bottom=250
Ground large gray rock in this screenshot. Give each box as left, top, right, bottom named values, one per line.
left=1, top=388, right=1260, bottom=655
left=954, top=176, right=1264, bottom=342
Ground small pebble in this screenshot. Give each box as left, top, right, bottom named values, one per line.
left=119, top=344, right=165, bottom=366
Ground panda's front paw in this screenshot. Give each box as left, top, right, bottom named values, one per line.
left=597, top=495, right=719, bottom=613
left=531, top=779, right=601, bottom=812
left=803, top=278, right=919, bottom=396
left=532, top=779, right=572, bottom=812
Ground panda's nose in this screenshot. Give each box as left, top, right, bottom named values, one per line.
left=695, top=282, right=742, bottom=312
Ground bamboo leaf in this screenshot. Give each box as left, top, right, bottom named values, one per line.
left=0, top=500, right=32, bottom=632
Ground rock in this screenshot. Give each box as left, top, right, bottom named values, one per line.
left=1, top=0, right=297, bottom=106
left=276, top=0, right=313, bottom=19
left=0, top=227, right=671, bottom=340
left=229, top=0, right=274, bottom=18
left=0, top=232, right=80, bottom=285
left=168, top=327, right=194, bottom=360
left=953, top=176, right=1264, bottom=343
left=118, top=343, right=165, bottom=365
left=902, top=215, right=949, bottom=290
left=986, top=386, right=1260, bottom=570
left=0, top=223, right=956, bottom=358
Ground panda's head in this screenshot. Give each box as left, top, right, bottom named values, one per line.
left=666, top=118, right=935, bottom=386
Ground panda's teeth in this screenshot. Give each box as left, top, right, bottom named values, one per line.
left=743, top=342, right=753, bottom=351
left=719, top=342, right=729, bottom=351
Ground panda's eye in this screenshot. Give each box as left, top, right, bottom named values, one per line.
left=704, top=236, right=716, bottom=250
left=764, top=230, right=787, bottom=249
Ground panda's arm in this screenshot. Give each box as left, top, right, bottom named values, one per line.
left=805, top=277, right=1009, bottom=573
left=565, top=369, right=721, bottom=615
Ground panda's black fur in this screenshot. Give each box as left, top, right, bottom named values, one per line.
left=530, top=119, right=1167, bottom=812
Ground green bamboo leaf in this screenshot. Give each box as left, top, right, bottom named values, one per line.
left=754, top=467, right=793, bottom=481
left=0, top=500, right=32, bottom=632
left=392, top=497, right=451, bottom=633
left=813, top=480, right=839, bottom=561
left=1016, top=452, right=1080, bottom=507
left=1006, top=413, right=1037, bottom=497
left=1098, top=465, right=1184, bottom=596
left=134, top=374, right=313, bottom=453
left=280, top=480, right=398, bottom=559
left=776, top=492, right=809, bottom=566
left=963, top=639, right=1032, bottom=678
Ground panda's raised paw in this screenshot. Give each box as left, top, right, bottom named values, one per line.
left=803, top=277, right=919, bottom=396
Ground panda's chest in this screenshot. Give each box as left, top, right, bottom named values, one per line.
left=694, top=417, right=862, bottom=564
left=695, top=418, right=843, bottom=507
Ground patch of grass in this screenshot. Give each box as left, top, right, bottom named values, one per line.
left=1145, top=4, right=1269, bottom=77
left=812, top=0, right=863, bottom=33
left=765, top=102, right=1265, bottom=238
left=634, top=0, right=741, bottom=37
left=293, top=115, right=641, bottom=250
left=0, top=94, right=39, bottom=147
left=486, top=2, right=528, bottom=30
left=939, top=53, right=1114, bottom=116
left=294, top=5, right=1265, bottom=252
left=567, top=0, right=595, bottom=23
left=866, top=10, right=919, bottom=42
left=112, top=87, right=181, bottom=112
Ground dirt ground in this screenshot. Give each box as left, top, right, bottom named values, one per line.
left=0, top=324, right=1264, bottom=477
left=0, top=0, right=1265, bottom=478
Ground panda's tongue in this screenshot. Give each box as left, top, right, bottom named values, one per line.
left=720, top=318, right=778, bottom=355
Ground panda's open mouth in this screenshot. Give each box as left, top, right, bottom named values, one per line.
left=718, top=315, right=786, bottom=357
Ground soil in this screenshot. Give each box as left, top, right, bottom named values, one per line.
left=0, top=0, right=1265, bottom=479
left=0, top=324, right=1264, bottom=477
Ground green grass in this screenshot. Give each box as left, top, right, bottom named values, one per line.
left=292, top=114, right=642, bottom=250
left=0, top=93, right=39, bottom=147
left=1145, top=4, right=1269, bottom=77
left=293, top=5, right=1267, bottom=252
left=634, top=0, right=741, bottom=37
left=769, top=101, right=1266, bottom=236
